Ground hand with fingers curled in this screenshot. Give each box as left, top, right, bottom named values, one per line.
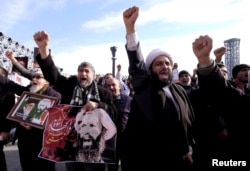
left=214, top=47, right=226, bottom=63
left=5, top=49, right=15, bottom=60
left=33, top=31, right=49, bottom=48
left=123, top=6, right=139, bottom=35
left=192, top=35, right=213, bottom=65
left=82, top=101, right=99, bottom=112
left=33, top=30, right=50, bottom=58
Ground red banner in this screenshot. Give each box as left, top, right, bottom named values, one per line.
left=39, top=104, right=117, bottom=164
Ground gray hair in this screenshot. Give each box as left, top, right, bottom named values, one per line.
left=77, top=62, right=95, bottom=75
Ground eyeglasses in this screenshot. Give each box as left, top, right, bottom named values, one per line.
left=32, top=75, right=44, bottom=79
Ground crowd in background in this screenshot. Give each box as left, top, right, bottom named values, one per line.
left=1, top=5, right=250, bottom=171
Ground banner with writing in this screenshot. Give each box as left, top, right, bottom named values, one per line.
left=39, top=104, right=117, bottom=164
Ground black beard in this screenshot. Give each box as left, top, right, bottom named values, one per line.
left=151, top=71, right=173, bottom=88
left=81, top=133, right=101, bottom=148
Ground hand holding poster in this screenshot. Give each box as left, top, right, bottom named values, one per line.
left=39, top=104, right=117, bottom=164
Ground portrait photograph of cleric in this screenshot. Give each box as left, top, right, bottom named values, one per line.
left=6, top=91, right=59, bottom=129
left=39, top=105, right=117, bottom=164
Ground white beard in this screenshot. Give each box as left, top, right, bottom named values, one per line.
left=29, top=84, right=43, bottom=93
left=80, top=80, right=92, bottom=88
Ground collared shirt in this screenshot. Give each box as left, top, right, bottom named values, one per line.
left=162, top=86, right=174, bottom=100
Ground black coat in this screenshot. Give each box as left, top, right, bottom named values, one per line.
left=0, top=89, right=15, bottom=133
left=198, top=63, right=250, bottom=163
left=36, top=54, right=118, bottom=120
left=122, top=44, right=195, bottom=170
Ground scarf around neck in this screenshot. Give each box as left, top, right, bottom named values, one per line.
left=70, top=81, right=100, bottom=106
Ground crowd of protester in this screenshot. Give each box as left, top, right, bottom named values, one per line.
left=1, top=5, right=250, bottom=171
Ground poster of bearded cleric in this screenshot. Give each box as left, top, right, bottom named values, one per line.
left=39, top=104, right=117, bottom=164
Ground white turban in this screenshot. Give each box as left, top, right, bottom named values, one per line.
left=145, top=48, right=173, bottom=70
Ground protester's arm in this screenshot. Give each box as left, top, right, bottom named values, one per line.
left=123, top=6, right=138, bottom=37
left=123, top=6, right=139, bottom=51
left=83, top=86, right=118, bottom=121
left=13, top=63, right=33, bottom=80
left=192, top=35, right=213, bottom=66
left=192, top=35, right=215, bottom=76
left=5, top=49, right=33, bottom=80
left=191, top=68, right=198, bottom=86
left=5, top=49, right=18, bottom=64
left=123, top=6, right=149, bottom=91
left=192, top=35, right=230, bottom=98
left=214, top=47, right=226, bottom=64
left=33, top=31, right=50, bottom=59
left=0, top=74, right=27, bottom=96
left=33, top=31, right=66, bottom=86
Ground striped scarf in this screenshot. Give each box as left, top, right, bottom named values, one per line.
left=70, top=81, right=100, bottom=106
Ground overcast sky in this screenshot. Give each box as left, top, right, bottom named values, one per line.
left=1, top=0, right=249, bottom=76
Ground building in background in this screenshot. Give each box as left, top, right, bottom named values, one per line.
left=0, top=32, right=34, bottom=73
left=224, top=38, right=240, bottom=79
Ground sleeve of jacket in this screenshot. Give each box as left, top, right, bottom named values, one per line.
left=13, top=62, right=33, bottom=80
left=0, top=75, right=28, bottom=96
left=197, top=60, right=232, bottom=94
left=198, top=63, right=234, bottom=103
left=36, top=54, right=65, bottom=86
left=125, top=43, right=149, bottom=93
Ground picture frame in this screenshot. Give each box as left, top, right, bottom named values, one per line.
left=7, top=91, right=60, bottom=129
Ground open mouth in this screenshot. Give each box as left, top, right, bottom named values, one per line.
left=159, top=70, right=168, bottom=75
left=159, top=71, right=168, bottom=76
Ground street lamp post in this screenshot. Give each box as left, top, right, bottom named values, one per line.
left=110, top=46, right=117, bottom=77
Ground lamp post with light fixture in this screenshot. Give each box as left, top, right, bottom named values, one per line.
left=110, top=46, right=117, bottom=77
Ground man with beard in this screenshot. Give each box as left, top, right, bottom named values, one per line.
left=33, top=30, right=118, bottom=171
left=0, top=64, right=61, bottom=171
left=74, top=108, right=117, bottom=163
left=121, top=6, right=195, bottom=171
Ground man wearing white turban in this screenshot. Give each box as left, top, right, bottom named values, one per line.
left=121, top=6, right=195, bottom=171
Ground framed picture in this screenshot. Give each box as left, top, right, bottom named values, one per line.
left=7, top=91, right=60, bottom=129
